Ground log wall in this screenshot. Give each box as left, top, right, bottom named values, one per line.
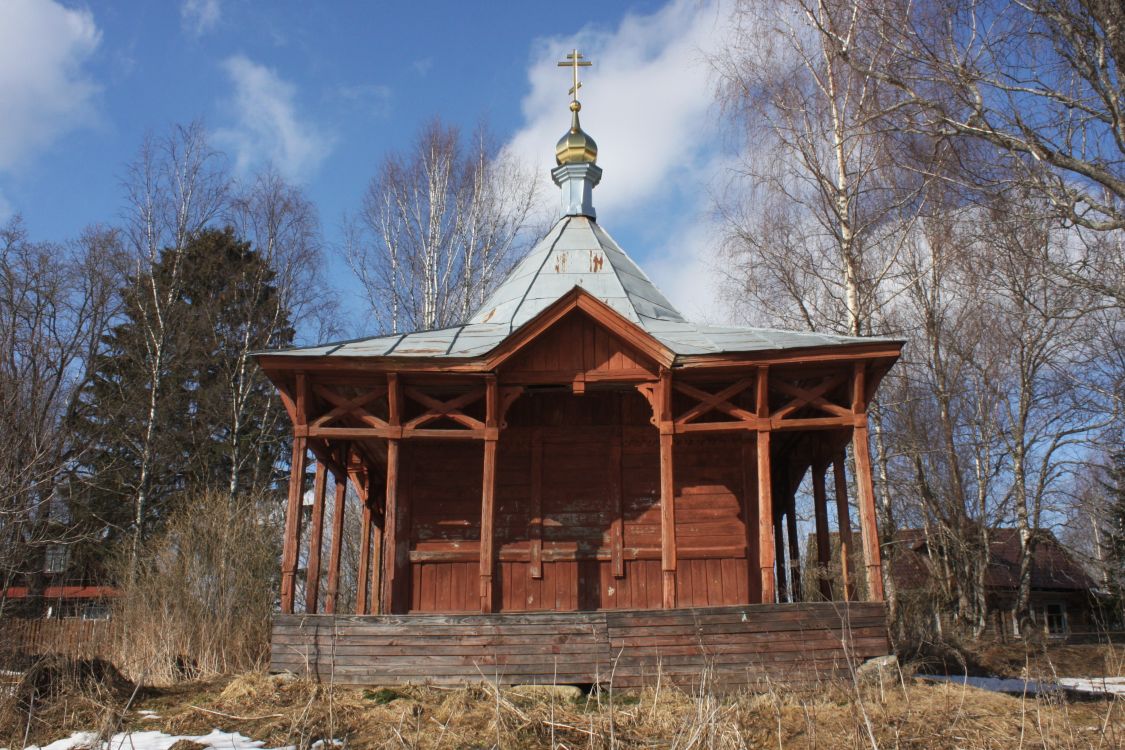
left=271, top=601, right=887, bottom=689
left=401, top=391, right=758, bottom=613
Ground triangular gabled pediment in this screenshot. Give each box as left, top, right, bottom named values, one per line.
left=485, top=287, right=673, bottom=378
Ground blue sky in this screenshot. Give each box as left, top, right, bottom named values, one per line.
left=0, top=0, right=733, bottom=337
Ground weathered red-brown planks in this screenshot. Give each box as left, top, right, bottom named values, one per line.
left=271, top=602, right=888, bottom=689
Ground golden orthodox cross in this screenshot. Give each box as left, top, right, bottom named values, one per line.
left=557, top=49, right=592, bottom=103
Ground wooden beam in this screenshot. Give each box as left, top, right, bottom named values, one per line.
left=756, top=366, right=775, bottom=604
left=610, top=419, right=624, bottom=579
left=280, top=436, right=308, bottom=614
left=381, top=372, right=404, bottom=614
left=658, top=369, right=676, bottom=608
left=672, top=378, right=756, bottom=425
left=833, top=454, right=854, bottom=602
left=529, top=428, right=543, bottom=579
left=305, top=461, right=328, bottom=614
left=480, top=375, right=498, bottom=612
left=356, top=492, right=372, bottom=615
left=324, top=470, right=347, bottom=615
left=812, top=459, right=833, bottom=600
left=785, top=478, right=802, bottom=601
left=774, top=504, right=788, bottom=602
left=740, top=434, right=758, bottom=603
left=380, top=439, right=401, bottom=614
left=369, top=477, right=383, bottom=615
left=851, top=363, right=885, bottom=601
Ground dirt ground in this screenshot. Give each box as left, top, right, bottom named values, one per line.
left=4, top=659, right=1122, bottom=750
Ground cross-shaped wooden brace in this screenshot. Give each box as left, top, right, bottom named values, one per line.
left=673, top=378, right=758, bottom=425
left=770, top=373, right=850, bottom=421
left=311, top=385, right=389, bottom=429
left=403, top=387, right=486, bottom=430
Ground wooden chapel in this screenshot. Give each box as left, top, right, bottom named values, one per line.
left=259, top=51, right=903, bottom=687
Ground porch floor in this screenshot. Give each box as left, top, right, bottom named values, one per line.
left=271, top=601, right=888, bottom=689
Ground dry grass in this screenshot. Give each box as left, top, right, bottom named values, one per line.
left=5, top=667, right=1120, bottom=749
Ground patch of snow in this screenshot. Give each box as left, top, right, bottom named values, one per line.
left=916, top=674, right=1056, bottom=695
left=1057, top=677, right=1125, bottom=696
left=918, top=673, right=1125, bottom=697
left=23, top=729, right=296, bottom=750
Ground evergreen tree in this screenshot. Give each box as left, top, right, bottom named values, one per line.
left=68, top=228, right=294, bottom=574
left=1103, top=449, right=1125, bottom=603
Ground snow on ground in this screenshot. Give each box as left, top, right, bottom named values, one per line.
left=916, top=674, right=1125, bottom=697
left=1057, top=677, right=1125, bottom=696
left=23, top=729, right=290, bottom=750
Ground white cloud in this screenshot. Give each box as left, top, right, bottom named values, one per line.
left=505, top=0, right=730, bottom=218
left=181, top=0, right=221, bottom=36
left=216, top=55, right=333, bottom=181
left=333, top=83, right=393, bottom=118
left=504, top=0, right=736, bottom=323
left=0, top=0, right=100, bottom=171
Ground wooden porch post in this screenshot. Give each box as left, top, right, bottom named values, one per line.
left=774, top=507, right=788, bottom=602
left=610, top=418, right=625, bottom=579
left=812, top=459, right=832, bottom=599
left=756, top=366, right=776, bottom=603
left=381, top=373, right=403, bottom=614
left=529, top=428, right=543, bottom=579
left=658, top=369, right=677, bottom=608
left=324, top=468, right=347, bottom=615
left=740, top=434, right=759, bottom=603
left=280, top=372, right=308, bottom=615
left=785, top=483, right=802, bottom=601
left=356, top=489, right=373, bottom=615
left=480, top=375, right=498, bottom=612
left=833, top=454, right=854, bottom=601
left=305, top=461, right=328, bottom=614
left=851, top=362, right=885, bottom=601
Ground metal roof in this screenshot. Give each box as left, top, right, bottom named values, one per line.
left=264, top=215, right=896, bottom=361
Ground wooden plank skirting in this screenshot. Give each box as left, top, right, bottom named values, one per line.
left=271, top=602, right=888, bottom=689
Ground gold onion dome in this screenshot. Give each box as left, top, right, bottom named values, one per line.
left=555, top=101, right=597, bottom=165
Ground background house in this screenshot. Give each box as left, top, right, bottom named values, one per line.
left=891, top=528, right=1097, bottom=638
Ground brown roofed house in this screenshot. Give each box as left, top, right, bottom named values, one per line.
left=891, top=528, right=1097, bottom=638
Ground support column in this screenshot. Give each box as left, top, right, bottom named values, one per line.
left=786, top=483, right=802, bottom=601
left=610, top=422, right=625, bottom=579
left=740, top=434, right=759, bottom=602
left=529, top=428, right=543, bottom=579
left=833, top=454, right=854, bottom=601
left=324, top=468, right=347, bottom=615
left=480, top=375, right=498, bottom=612
left=356, top=487, right=373, bottom=615
left=756, top=366, right=776, bottom=603
left=774, top=507, right=788, bottom=602
left=305, top=461, right=328, bottom=614
left=381, top=373, right=403, bottom=614
left=280, top=372, right=308, bottom=615
left=381, top=440, right=401, bottom=613
left=852, top=363, right=885, bottom=601
left=369, top=490, right=383, bottom=615
left=658, top=369, right=676, bottom=608
left=812, top=459, right=832, bottom=600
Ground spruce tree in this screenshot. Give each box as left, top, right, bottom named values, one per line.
left=68, top=228, right=294, bottom=576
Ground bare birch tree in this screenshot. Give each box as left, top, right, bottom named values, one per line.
left=117, top=122, right=228, bottom=569
left=836, top=0, right=1124, bottom=298
left=222, top=167, right=331, bottom=502
left=347, top=119, right=539, bottom=334
left=714, top=0, right=933, bottom=619
left=0, top=218, right=120, bottom=615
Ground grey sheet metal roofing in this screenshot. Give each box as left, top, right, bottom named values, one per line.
left=265, top=215, right=894, bottom=361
